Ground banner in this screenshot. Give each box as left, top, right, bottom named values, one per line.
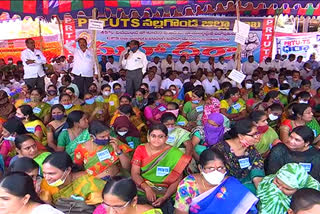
left=73, top=16, right=274, bottom=63
left=275, top=32, right=320, bottom=60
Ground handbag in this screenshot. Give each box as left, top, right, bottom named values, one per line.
left=55, top=198, right=96, bottom=214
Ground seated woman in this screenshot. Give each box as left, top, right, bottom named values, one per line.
left=65, top=87, right=83, bottom=106
left=88, top=83, right=99, bottom=97
left=96, top=84, right=119, bottom=116
left=131, top=124, right=191, bottom=210
left=220, top=87, right=247, bottom=122
left=288, top=188, right=320, bottom=214
left=93, top=177, right=162, bottom=214
left=257, top=163, right=320, bottom=214
left=175, top=149, right=258, bottom=214
left=14, top=84, right=32, bottom=108
left=279, top=83, right=290, bottom=106
left=249, top=110, right=280, bottom=157
left=10, top=134, right=50, bottom=171
left=57, top=110, right=90, bottom=159
left=212, top=119, right=264, bottom=194
left=280, top=103, right=320, bottom=144
left=256, top=90, right=280, bottom=111
left=41, top=152, right=105, bottom=206
left=113, top=115, right=141, bottom=149
left=246, top=83, right=263, bottom=113
left=82, top=93, right=109, bottom=123
left=74, top=120, right=131, bottom=179
left=59, top=93, right=82, bottom=115
left=0, top=172, right=63, bottom=214
left=266, top=103, right=283, bottom=134
left=132, top=88, right=148, bottom=110
left=43, top=85, right=59, bottom=106
left=16, top=104, right=47, bottom=145
left=263, top=78, right=279, bottom=94
left=46, top=104, right=68, bottom=152
left=266, top=126, right=320, bottom=181
left=144, top=92, right=167, bottom=126
left=166, top=102, right=188, bottom=127
left=29, top=88, right=51, bottom=125
left=0, top=90, right=16, bottom=120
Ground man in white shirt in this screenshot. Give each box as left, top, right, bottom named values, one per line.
left=203, top=56, right=215, bottom=72
left=215, top=56, right=229, bottom=73
left=260, top=57, right=273, bottom=72
left=160, top=54, right=175, bottom=75
left=202, top=71, right=220, bottom=95
left=295, top=55, right=304, bottom=71
left=106, top=56, right=120, bottom=73
left=282, top=54, right=298, bottom=71
left=311, top=71, right=320, bottom=90
left=190, top=55, right=203, bottom=73
left=147, top=56, right=162, bottom=75
left=64, top=38, right=96, bottom=98
left=271, top=54, right=282, bottom=71
left=142, top=69, right=160, bottom=93
left=242, top=55, right=259, bottom=77
left=121, top=40, right=148, bottom=96
left=227, top=54, right=236, bottom=71
left=160, top=71, right=183, bottom=92
left=184, top=75, right=202, bottom=86
left=21, top=38, right=47, bottom=91
left=175, top=55, right=190, bottom=72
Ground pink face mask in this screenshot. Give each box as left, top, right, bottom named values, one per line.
left=166, top=109, right=179, bottom=117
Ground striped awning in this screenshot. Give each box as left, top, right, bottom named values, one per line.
left=0, top=0, right=319, bottom=19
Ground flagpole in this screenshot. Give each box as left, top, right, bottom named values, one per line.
left=56, top=16, right=65, bottom=56
left=236, top=0, right=241, bottom=71
left=38, top=18, right=43, bottom=52
left=91, top=8, right=102, bottom=91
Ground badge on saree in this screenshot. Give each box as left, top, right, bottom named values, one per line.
left=26, top=127, right=35, bottom=133
left=97, top=149, right=111, bottom=162
left=232, top=103, right=241, bottom=110
left=196, top=105, right=204, bottom=112
left=109, top=101, right=114, bottom=106
left=158, top=106, right=166, bottom=112
left=156, top=166, right=170, bottom=177
left=177, top=121, right=185, bottom=126
left=238, top=158, right=250, bottom=169
left=167, top=136, right=175, bottom=143
left=313, top=130, right=317, bottom=137
left=33, top=107, right=41, bottom=114
left=299, top=163, right=312, bottom=172
left=128, top=141, right=134, bottom=149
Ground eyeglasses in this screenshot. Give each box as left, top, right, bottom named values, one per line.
left=102, top=200, right=131, bottom=212
left=203, top=166, right=226, bottom=173
left=246, top=132, right=261, bottom=138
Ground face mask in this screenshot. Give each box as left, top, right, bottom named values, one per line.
left=8, top=60, right=13, bottom=64
left=103, top=91, right=110, bottom=96
left=192, top=100, right=200, bottom=104
left=171, top=90, right=177, bottom=95
left=63, top=104, right=73, bottom=110
left=245, top=83, right=253, bottom=89
left=299, top=100, right=308, bottom=104
left=267, top=83, right=272, bottom=88
left=30, top=97, right=41, bottom=102
left=280, top=89, right=290, bottom=96
left=136, top=96, right=143, bottom=102
left=131, top=47, right=138, bottom=52
left=24, top=98, right=31, bottom=103
left=164, top=96, right=173, bottom=103
left=4, top=136, right=15, bottom=142
left=48, top=90, right=57, bottom=96
left=167, top=127, right=175, bottom=133
left=89, top=89, right=97, bottom=94
left=231, top=97, right=239, bottom=103
left=48, top=171, right=68, bottom=187
left=292, top=95, right=296, bottom=99
left=94, top=138, right=110, bottom=146
left=257, top=125, right=269, bottom=134
left=117, top=131, right=128, bottom=136
left=201, top=170, right=226, bottom=185
left=268, top=113, right=279, bottom=121
left=155, top=101, right=160, bottom=106
left=166, top=109, right=179, bottom=117
left=52, top=114, right=64, bottom=121
left=274, top=100, right=280, bottom=104
left=15, top=115, right=24, bottom=121
left=114, top=89, right=121, bottom=94
left=306, top=68, right=312, bottom=72
left=183, top=70, right=188, bottom=74
left=85, top=98, right=95, bottom=105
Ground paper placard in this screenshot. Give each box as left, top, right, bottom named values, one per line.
left=88, top=19, right=104, bottom=31
left=233, top=20, right=250, bottom=38
left=235, top=33, right=246, bottom=45
left=228, top=69, right=246, bottom=84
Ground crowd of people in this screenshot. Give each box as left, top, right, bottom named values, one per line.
left=0, top=37, right=319, bottom=214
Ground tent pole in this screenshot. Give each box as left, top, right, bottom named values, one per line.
left=91, top=8, right=102, bottom=91
left=235, top=0, right=241, bottom=71
left=38, top=18, right=43, bottom=52
left=56, top=16, right=65, bottom=56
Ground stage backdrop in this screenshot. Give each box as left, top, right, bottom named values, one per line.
left=65, top=16, right=275, bottom=63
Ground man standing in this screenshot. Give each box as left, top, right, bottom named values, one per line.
left=121, top=40, right=148, bottom=96
left=64, top=38, right=96, bottom=99
left=21, top=38, right=47, bottom=91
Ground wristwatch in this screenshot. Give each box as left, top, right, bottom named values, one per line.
left=116, top=150, right=123, bottom=156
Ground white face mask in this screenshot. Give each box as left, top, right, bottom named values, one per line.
left=117, top=131, right=128, bottom=136
left=280, top=89, right=290, bottom=96
left=172, top=90, right=177, bottom=95
left=103, top=91, right=110, bottom=96
left=167, top=127, right=175, bottom=133
left=183, top=70, right=188, bottom=74
left=268, top=113, right=279, bottom=121
left=245, top=83, right=253, bottom=89
left=299, top=100, right=308, bottom=104
left=201, top=170, right=226, bottom=185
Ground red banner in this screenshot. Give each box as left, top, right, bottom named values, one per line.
left=63, top=15, right=76, bottom=57
left=260, top=18, right=275, bottom=61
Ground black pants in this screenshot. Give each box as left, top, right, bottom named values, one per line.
left=126, top=68, right=143, bottom=97
left=24, top=76, right=45, bottom=92
left=72, top=75, right=93, bottom=99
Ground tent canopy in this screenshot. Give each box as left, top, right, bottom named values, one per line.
left=1, top=0, right=320, bottom=19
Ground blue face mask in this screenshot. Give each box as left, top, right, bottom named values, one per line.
left=114, top=89, right=121, bottom=94
left=155, top=101, right=160, bottom=106
left=52, top=114, right=64, bottom=121
left=24, top=98, right=31, bottom=103
left=192, top=100, right=200, bottom=104
left=85, top=98, right=95, bottom=105
left=4, top=136, right=15, bottom=142
left=131, top=47, right=138, bottom=52
left=94, top=138, right=110, bottom=146
left=63, top=104, right=73, bottom=110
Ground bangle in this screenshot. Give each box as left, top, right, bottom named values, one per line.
left=116, top=150, right=123, bottom=156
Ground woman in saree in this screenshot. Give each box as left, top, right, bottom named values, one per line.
left=246, top=83, right=264, bottom=113
left=131, top=124, right=191, bottom=213
left=93, top=177, right=162, bottom=214
left=28, top=88, right=51, bottom=125
left=144, top=92, right=167, bottom=126
left=59, top=93, right=82, bottom=115
left=74, top=120, right=131, bottom=180
left=57, top=110, right=90, bottom=159
left=211, top=119, right=264, bottom=194
left=0, top=90, right=15, bottom=120
left=96, top=84, right=119, bottom=116
left=43, top=85, right=59, bottom=106
left=46, top=104, right=67, bottom=152
left=280, top=103, right=320, bottom=144
left=65, top=87, right=83, bottom=106
left=113, top=115, right=141, bottom=150
left=14, top=83, right=32, bottom=108
left=175, top=149, right=258, bottom=214
left=257, top=163, right=320, bottom=214
left=40, top=152, right=105, bottom=206
left=16, top=104, right=47, bottom=146
left=256, top=90, right=281, bottom=111
left=82, top=93, right=109, bottom=123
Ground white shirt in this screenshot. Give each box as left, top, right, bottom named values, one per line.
left=184, top=79, right=202, bottom=86
left=300, top=68, right=313, bottom=80
left=311, top=76, right=320, bottom=90
left=119, top=47, right=130, bottom=68
left=161, top=59, right=175, bottom=74
left=282, top=59, right=298, bottom=71
left=21, top=48, right=46, bottom=79
left=106, top=61, right=120, bottom=72
left=215, top=61, right=229, bottom=73
left=160, top=78, right=183, bottom=90
left=202, top=78, right=220, bottom=95
left=295, top=61, right=304, bottom=71
left=203, top=61, right=214, bottom=72
left=64, top=41, right=97, bottom=77
left=121, top=50, right=148, bottom=74
left=118, top=78, right=127, bottom=92
left=143, top=76, right=160, bottom=92
left=31, top=204, right=63, bottom=214
left=190, top=61, right=204, bottom=73
left=214, top=76, right=226, bottom=85
left=175, top=61, right=190, bottom=72
left=260, top=61, right=273, bottom=71
left=147, top=62, right=162, bottom=75
left=227, top=59, right=236, bottom=71
left=271, top=60, right=282, bottom=71
left=242, top=61, right=259, bottom=76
